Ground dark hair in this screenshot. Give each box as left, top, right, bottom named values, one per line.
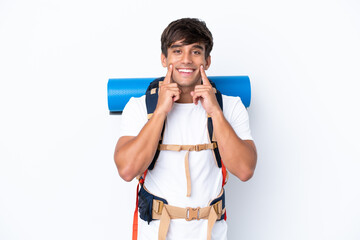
left=161, top=18, right=213, bottom=59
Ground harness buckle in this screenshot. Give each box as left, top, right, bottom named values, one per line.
left=154, top=200, right=164, bottom=215
left=185, top=207, right=200, bottom=221
left=213, top=201, right=222, bottom=219
left=195, top=144, right=205, bottom=151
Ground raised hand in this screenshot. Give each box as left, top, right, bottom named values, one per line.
left=155, top=64, right=181, bottom=116
left=190, top=65, right=221, bottom=116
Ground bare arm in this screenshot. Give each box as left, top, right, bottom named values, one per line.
left=114, top=65, right=180, bottom=181
left=191, top=66, right=257, bottom=181
left=114, top=111, right=166, bottom=182
left=211, top=111, right=257, bottom=181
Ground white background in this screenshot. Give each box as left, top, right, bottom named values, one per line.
left=1, top=0, right=359, bottom=239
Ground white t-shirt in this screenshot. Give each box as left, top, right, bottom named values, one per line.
left=120, top=95, right=253, bottom=240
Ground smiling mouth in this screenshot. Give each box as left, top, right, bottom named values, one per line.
left=176, top=68, right=195, bottom=73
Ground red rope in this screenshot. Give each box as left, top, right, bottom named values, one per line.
left=132, top=170, right=148, bottom=240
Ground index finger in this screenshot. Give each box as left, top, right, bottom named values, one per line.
left=164, top=64, right=173, bottom=84
left=200, top=65, right=211, bottom=86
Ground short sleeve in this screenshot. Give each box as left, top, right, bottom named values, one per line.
left=119, top=95, right=148, bottom=137
left=222, top=95, right=253, bottom=141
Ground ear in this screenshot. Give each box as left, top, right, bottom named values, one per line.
left=161, top=53, right=167, bottom=67
left=204, top=55, right=211, bottom=70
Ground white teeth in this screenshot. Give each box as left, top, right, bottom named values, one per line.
left=178, top=69, right=194, bottom=73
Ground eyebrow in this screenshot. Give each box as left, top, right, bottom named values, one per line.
left=170, top=44, right=204, bottom=51
left=192, top=45, right=204, bottom=50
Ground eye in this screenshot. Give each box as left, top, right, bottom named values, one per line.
left=173, top=49, right=181, bottom=54
left=193, top=50, right=201, bottom=55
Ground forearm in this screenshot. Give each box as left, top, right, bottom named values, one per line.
left=115, top=66, right=181, bottom=181
left=114, top=111, right=167, bottom=181
left=211, top=110, right=257, bottom=181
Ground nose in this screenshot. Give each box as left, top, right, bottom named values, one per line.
left=181, top=51, right=193, bottom=64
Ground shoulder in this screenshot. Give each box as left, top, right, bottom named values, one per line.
left=121, top=95, right=147, bottom=122
left=221, top=94, right=253, bottom=140
left=123, top=95, right=146, bottom=112
left=128, top=95, right=146, bottom=104
left=119, top=95, right=147, bottom=137
left=221, top=94, right=246, bottom=113
left=221, top=94, right=243, bottom=104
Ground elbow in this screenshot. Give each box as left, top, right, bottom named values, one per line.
left=238, top=170, right=254, bottom=182
left=114, top=155, right=137, bottom=182
left=230, top=160, right=256, bottom=182
left=230, top=165, right=255, bottom=182
left=239, top=150, right=257, bottom=182
left=238, top=159, right=256, bottom=181
left=118, top=166, right=136, bottom=182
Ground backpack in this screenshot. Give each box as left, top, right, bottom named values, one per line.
left=132, top=77, right=228, bottom=240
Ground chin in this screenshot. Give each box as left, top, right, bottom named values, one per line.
left=173, top=79, right=199, bottom=88
left=173, top=75, right=201, bottom=87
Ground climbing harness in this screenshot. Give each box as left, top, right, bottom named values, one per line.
left=132, top=77, right=228, bottom=240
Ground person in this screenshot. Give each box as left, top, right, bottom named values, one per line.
left=114, top=18, right=257, bottom=240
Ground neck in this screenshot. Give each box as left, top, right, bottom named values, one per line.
left=175, top=77, right=202, bottom=103
left=176, top=86, right=194, bottom=103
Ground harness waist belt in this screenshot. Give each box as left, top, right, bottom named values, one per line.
left=152, top=199, right=225, bottom=220
left=153, top=200, right=224, bottom=240
left=138, top=185, right=226, bottom=240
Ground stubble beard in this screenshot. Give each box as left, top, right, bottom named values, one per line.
left=172, top=73, right=201, bottom=91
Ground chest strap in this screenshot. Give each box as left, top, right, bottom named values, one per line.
left=158, top=143, right=217, bottom=197
left=152, top=194, right=225, bottom=240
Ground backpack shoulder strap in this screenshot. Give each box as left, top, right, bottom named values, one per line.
left=145, top=77, right=165, bottom=170
left=207, top=79, right=223, bottom=168
left=145, top=77, right=164, bottom=118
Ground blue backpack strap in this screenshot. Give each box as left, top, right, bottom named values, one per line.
left=145, top=77, right=165, bottom=170
left=145, top=77, right=164, bottom=115
left=207, top=80, right=223, bottom=168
